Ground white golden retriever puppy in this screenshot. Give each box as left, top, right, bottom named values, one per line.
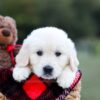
left=13, top=27, right=79, bottom=88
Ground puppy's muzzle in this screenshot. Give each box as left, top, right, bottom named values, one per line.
left=43, top=65, right=53, bottom=75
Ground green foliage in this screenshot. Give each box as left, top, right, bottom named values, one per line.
left=77, top=38, right=100, bottom=55
left=0, top=0, right=100, bottom=42
left=78, top=51, right=100, bottom=100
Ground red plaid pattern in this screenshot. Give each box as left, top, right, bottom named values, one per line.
left=56, top=70, right=82, bottom=100
left=0, top=67, right=82, bottom=100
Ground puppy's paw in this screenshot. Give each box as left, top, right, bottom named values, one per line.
left=13, top=67, right=31, bottom=82
left=57, top=68, right=76, bottom=88
left=57, top=76, right=72, bottom=88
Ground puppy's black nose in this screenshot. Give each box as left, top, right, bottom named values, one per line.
left=43, top=65, right=53, bottom=75
left=2, top=30, right=10, bottom=37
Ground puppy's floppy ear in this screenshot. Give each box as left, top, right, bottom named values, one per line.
left=16, top=39, right=30, bottom=67
left=67, top=39, right=79, bottom=71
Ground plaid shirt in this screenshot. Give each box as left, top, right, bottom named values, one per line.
left=0, top=67, right=81, bottom=100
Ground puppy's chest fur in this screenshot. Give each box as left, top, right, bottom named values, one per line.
left=0, top=49, right=12, bottom=68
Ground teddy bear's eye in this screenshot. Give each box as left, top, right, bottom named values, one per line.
left=55, top=51, right=62, bottom=57
left=36, top=50, right=43, bottom=56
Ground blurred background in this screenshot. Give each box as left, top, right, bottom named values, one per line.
left=0, top=0, right=100, bottom=99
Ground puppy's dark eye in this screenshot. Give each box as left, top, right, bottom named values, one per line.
left=36, top=50, right=43, bottom=56
left=55, top=51, right=61, bottom=57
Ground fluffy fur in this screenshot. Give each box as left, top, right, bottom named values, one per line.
left=0, top=15, right=20, bottom=100
left=0, top=15, right=19, bottom=68
left=13, top=27, right=81, bottom=100
left=0, top=15, right=17, bottom=45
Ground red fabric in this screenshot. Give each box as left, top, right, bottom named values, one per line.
left=7, top=45, right=16, bottom=65
left=7, top=44, right=22, bottom=66
left=55, top=70, right=82, bottom=100
left=7, top=45, right=15, bottom=52
left=23, top=75, right=47, bottom=100
left=70, top=71, right=81, bottom=89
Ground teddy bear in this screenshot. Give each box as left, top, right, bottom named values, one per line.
left=0, top=15, right=21, bottom=100
left=0, top=15, right=21, bottom=68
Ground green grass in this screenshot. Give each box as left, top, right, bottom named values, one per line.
left=78, top=51, right=100, bottom=100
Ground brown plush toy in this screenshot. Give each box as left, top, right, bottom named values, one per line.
left=0, top=15, right=21, bottom=100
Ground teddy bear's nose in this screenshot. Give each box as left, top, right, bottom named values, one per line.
left=2, top=30, right=10, bottom=37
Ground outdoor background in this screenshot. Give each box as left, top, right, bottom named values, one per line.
left=0, top=0, right=100, bottom=100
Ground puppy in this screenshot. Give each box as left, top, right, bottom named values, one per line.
left=13, top=27, right=79, bottom=88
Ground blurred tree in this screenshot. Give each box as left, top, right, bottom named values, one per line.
left=0, top=0, right=100, bottom=43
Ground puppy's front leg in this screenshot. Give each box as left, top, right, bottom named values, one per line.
left=57, top=67, right=77, bottom=88
left=13, top=66, right=31, bottom=82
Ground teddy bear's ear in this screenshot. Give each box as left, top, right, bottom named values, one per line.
left=5, top=16, right=16, bottom=27
left=0, top=15, right=4, bottom=21
left=16, top=40, right=30, bottom=67
left=0, top=15, right=4, bottom=26
left=4, top=16, right=18, bottom=44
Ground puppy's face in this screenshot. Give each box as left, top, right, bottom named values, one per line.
left=16, top=27, right=79, bottom=80
left=30, top=34, right=69, bottom=79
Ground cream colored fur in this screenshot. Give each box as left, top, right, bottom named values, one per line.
left=13, top=27, right=81, bottom=100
